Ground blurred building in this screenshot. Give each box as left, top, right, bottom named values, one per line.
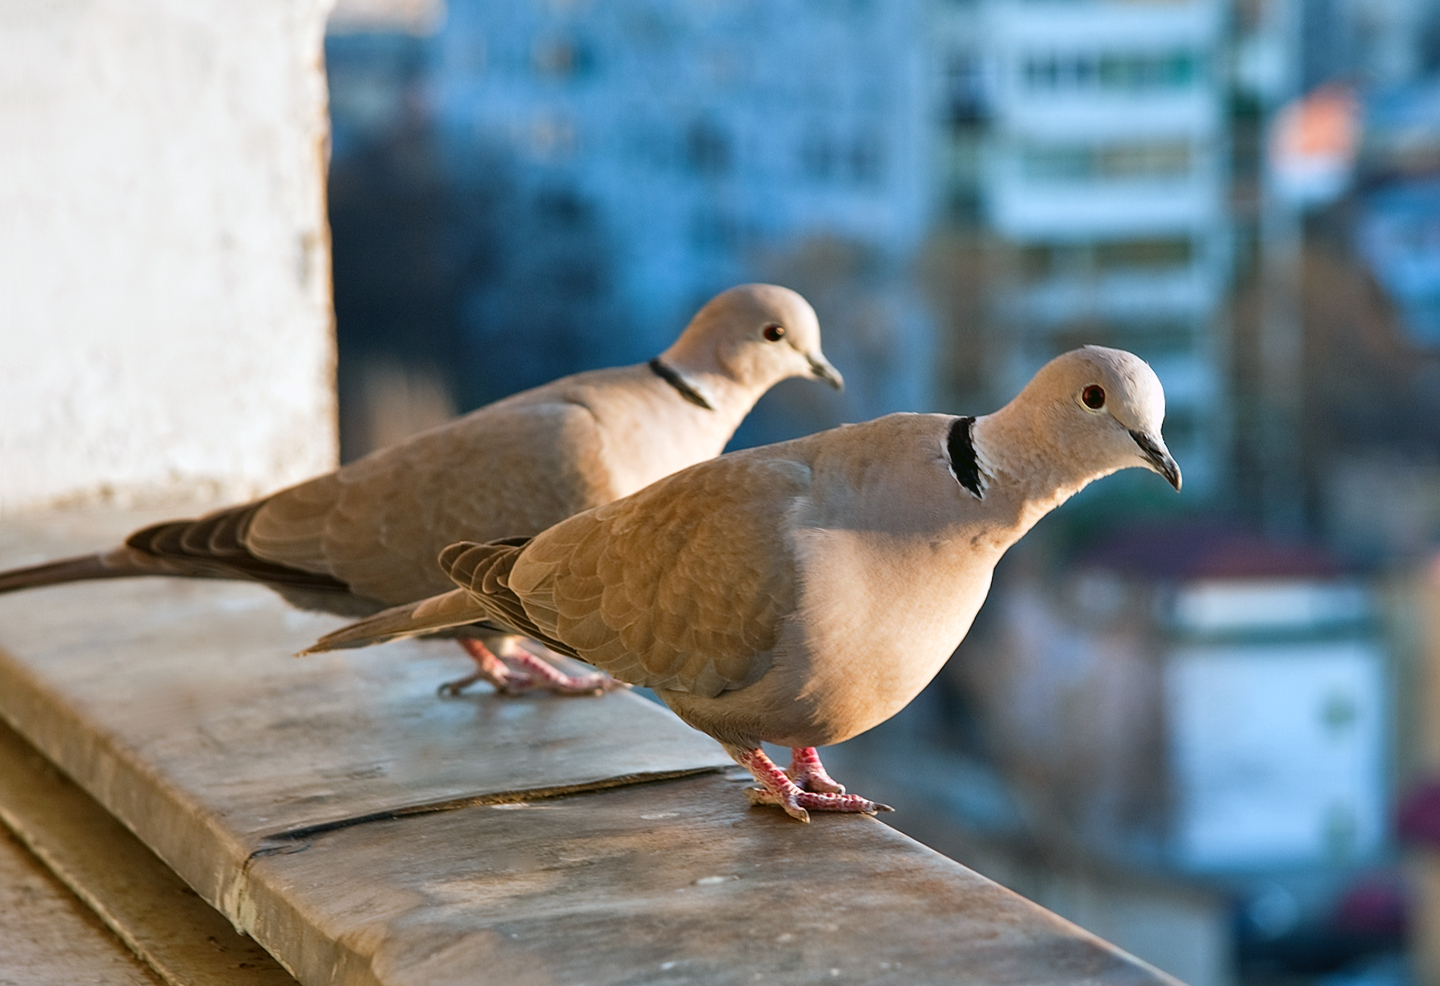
left=953, top=0, right=1233, bottom=498
left=1357, top=81, right=1440, bottom=347
left=1226, top=0, right=1440, bottom=543
left=941, top=523, right=1403, bottom=978
left=930, top=0, right=988, bottom=230
left=963, top=526, right=1389, bottom=867
left=411, top=0, right=939, bottom=446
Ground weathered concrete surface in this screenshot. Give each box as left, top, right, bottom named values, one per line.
left=0, top=823, right=165, bottom=986
left=0, top=717, right=297, bottom=986
left=244, top=774, right=1174, bottom=986
left=0, top=510, right=1182, bottom=985
left=0, top=0, right=337, bottom=513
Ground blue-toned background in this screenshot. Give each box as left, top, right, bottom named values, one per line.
left=324, top=2, right=1440, bottom=981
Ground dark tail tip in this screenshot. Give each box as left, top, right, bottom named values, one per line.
left=0, top=554, right=120, bottom=595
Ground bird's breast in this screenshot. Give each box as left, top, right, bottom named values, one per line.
left=590, top=392, right=738, bottom=499
left=759, top=526, right=1000, bottom=747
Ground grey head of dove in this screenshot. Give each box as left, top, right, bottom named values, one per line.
left=0, top=283, right=840, bottom=699
left=303, top=346, right=1178, bottom=822
left=658, top=282, right=842, bottom=408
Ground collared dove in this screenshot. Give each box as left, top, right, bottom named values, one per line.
left=305, top=347, right=1181, bottom=821
left=0, top=284, right=842, bottom=695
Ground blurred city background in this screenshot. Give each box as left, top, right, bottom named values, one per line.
left=322, top=0, right=1440, bottom=982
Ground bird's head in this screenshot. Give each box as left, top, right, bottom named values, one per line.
left=1019, top=346, right=1181, bottom=492
left=662, top=284, right=843, bottom=393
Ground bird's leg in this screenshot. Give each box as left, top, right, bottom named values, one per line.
left=440, top=637, right=624, bottom=697
left=501, top=638, right=628, bottom=695
left=787, top=747, right=847, bottom=794
left=440, top=638, right=535, bottom=696
left=726, top=746, right=893, bottom=823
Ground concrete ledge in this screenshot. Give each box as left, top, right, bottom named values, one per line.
left=0, top=717, right=297, bottom=986
left=0, top=510, right=1182, bottom=985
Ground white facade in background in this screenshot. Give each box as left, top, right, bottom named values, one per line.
left=984, top=0, right=1226, bottom=237
left=1168, top=638, right=1388, bottom=870
left=976, top=0, right=1232, bottom=494
left=1163, top=575, right=1389, bottom=871
left=1, top=1, right=339, bottom=513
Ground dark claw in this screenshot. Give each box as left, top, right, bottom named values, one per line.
left=437, top=673, right=533, bottom=697
left=437, top=678, right=475, bottom=697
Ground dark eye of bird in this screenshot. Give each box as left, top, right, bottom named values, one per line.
left=762, top=323, right=786, bottom=342
left=1082, top=385, right=1106, bottom=409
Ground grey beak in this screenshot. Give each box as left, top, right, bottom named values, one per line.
left=1130, top=429, right=1182, bottom=491
left=807, top=353, right=844, bottom=392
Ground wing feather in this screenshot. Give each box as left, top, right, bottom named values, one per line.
left=500, top=450, right=812, bottom=695
left=245, top=400, right=617, bottom=604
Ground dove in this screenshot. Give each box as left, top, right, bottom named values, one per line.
left=304, top=347, right=1181, bottom=821
left=0, top=284, right=842, bottom=695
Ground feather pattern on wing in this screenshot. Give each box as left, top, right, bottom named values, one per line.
left=498, top=450, right=812, bottom=696
left=302, top=588, right=495, bottom=653
left=247, top=399, right=619, bottom=603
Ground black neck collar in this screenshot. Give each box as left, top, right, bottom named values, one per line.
left=648, top=358, right=714, bottom=411
left=946, top=416, right=985, bottom=499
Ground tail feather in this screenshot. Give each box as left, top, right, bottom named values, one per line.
left=0, top=552, right=130, bottom=594
left=0, top=545, right=241, bottom=596
left=301, top=588, right=490, bottom=654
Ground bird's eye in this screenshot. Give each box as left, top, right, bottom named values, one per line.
left=1081, top=385, right=1106, bottom=410
left=762, top=323, right=786, bottom=342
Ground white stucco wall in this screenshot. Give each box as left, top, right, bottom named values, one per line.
left=0, top=0, right=338, bottom=514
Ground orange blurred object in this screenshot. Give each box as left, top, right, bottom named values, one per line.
left=1269, top=85, right=1361, bottom=206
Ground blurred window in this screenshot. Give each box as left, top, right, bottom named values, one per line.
left=531, top=34, right=593, bottom=79
left=1021, top=140, right=1192, bottom=182
left=851, top=132, right=885, bottom=184
left=534, top=188, right=591, bottom=230
left=1018, top=240, right=1195, bottom=282
left=1018, top=242, right=1083, bottom=280
left=1022, top=51, right=1199, bottom=93
left=1096, top=237, right=1194, bottom=270
left=686, top=117, right=732, bottom=175
left=801, top=131, right=836, bottom=180
left=945, top=52, right=988, bottom=126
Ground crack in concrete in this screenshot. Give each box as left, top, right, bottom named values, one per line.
left=246, top=765, right=726, bottom=854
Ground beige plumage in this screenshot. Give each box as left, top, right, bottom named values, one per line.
left=0, top=284, right=841, bottom=695
left=306, top=347, right=1182, bottom=820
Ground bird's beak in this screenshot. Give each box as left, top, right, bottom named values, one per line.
left=806, top=352, right=844, bottom=391
left=1130, top=429, right=1182, bottom=491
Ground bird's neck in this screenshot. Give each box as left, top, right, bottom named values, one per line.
left=970, top=405, right=1104, bottom=534
left=652, top=351, right=767, bottom=428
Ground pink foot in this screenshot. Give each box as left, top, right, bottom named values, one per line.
left=728, top=746, right=892, bottom=823
left=440, top=638, right=625, bottom=697
left=502, top=647, right=626, bottom=695
left=441, top=639, right=532, bottom=696
left=788, top=747, right=847, bottom=794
